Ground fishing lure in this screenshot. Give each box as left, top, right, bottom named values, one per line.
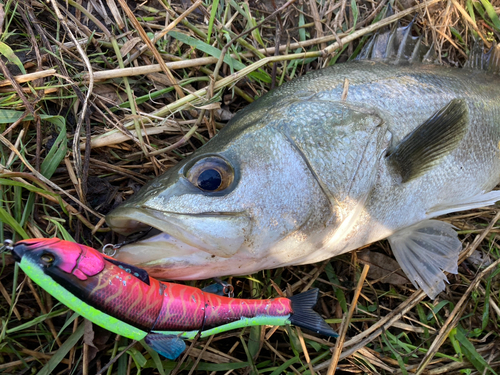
left=6, top=238, right=337, bottom=359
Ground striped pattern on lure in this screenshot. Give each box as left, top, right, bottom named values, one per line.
left=10, top=238, right=337, bottom=360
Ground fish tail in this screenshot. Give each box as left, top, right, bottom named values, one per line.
left=289, top=289, right=338, bottom=337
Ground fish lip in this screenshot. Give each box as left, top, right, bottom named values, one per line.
left=107, top=207, right=246, bottom=233
left=107, top=206, right=249, bottom=254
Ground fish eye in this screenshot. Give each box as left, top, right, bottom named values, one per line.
left=40, top=253, right=54, bottom=264
left=186, top=156, right=234, bottom=192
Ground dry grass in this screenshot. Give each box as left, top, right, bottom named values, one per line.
left=0, top=0, right=500, bottom=374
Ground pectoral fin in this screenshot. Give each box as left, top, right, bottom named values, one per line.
left=144, top=333, right=186, bottom=360
left=428, top=190, right=500, bottom=217
left=388, top=220, right=461, bottom=299
left=387, top=99, right=468, bottom=182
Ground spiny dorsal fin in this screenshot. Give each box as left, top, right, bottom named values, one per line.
left=356, top=22, right=430, bottom=64
left=487, top=43, right=500, bottom=74
left=422, top=41, right=436, bottom=63
left=464, top=40, right=500, bottom=74
left=465, top=37, right=486, bottom=69
left=387, top=99, right=468, bottom=183
left=395, top=20, right=417, bottom=63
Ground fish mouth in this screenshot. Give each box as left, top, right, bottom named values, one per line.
left=106, top=207, right=253, bottom=279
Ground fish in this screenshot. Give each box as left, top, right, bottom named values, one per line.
left=106, top=25, right=500, bottom=299
left=8, top=238, right=337, bottom=360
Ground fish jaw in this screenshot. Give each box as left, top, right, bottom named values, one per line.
left=107, top=206, right=255, bottom=277
left=111, top=234, right=270, bottom=280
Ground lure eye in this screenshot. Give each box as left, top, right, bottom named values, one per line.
left=186, top=156, right=234, bottom=192
left=40, top=253, right=54, bottom=264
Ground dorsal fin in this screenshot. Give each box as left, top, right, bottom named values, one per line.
left=488, top=44, right=500, bottom=74
left=356, top=23, right=431, bottom=64
left=465, top=38, right=486, bottom=69
left=395, top=20, right=417, bottom=63
left=422, top=41, right=436, bottom=63
left=464, top=40, right=500, bottom=74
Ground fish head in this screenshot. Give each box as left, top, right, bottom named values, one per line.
left=12, top=238, right=105, bottom=281
left=106, top=101, right=333, bottom=279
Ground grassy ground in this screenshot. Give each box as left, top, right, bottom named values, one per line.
left=0, top=0, right=500, bottom=373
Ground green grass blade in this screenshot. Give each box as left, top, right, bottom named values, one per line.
left=141, top=342, right=166, bottom=375
left=350, top=0, right=359, bottom=30
left=248, top=325, right=261, bottom=359
left=448, top=328, right=463, bottom=361
left=0, top=41, right=26, bottom=74
left=466, top=0, right=476, bottom=22
left=269, top=356, right=300, bottom=375
left=480, top=0, right=500, bottom=32
left=0, top=206, right=28, bottom=239
left=37, top=322, right=85, bottom=375
left=240, top=329, right=258, bottom=375
left=207, top=0, right=220, bottom=44
left=0, top=109, right=28, bottom=123
left=6, top=308, right=69, bottom=334
left=455, top=327, right=498, bottom=374
left=168, top=31, right=271, bottom=83
left=241, top=2, right=264, bottom=47
left=40, top=116, right=67, bottom=179
left=382, top=333, right=409, bottom=375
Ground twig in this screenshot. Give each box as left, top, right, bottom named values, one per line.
left=314, top=290, right=427, bottom=371
left=327, top=264, right=370, bottom=375
left=95, top=340, right=138, bottom=375
left=187, top=336, right=214, bottom=375
left=49, top=0, right=94, bottom=202
left=460, top=210, right=500, bottom=263
left=451, top=0, right=491, bottom=48
left=0, top=137, right=102, bottom=220
left=0, top=69, right=56, bottom=87
left=26, top=278, right=62, bottom=347
left=310, top=0, right=326, bottom=50
left=296, top=327, right=315, bottom=375
left=209, top=0, right=298, bottom=91
left=416, top=256, right=500, bottom=374
left=0, top=280, right=21, bottom=320
left=123, top=0, right=203, bottom=66
left=116, top=0, right=185, bottom=98
left=322, top=0, right=444, bottom=56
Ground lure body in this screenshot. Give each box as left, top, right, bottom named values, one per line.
left=11, top=238, right=336, bottom=359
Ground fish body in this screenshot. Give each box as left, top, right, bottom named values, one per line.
left=106, top=30, right=500, bottom=298
left=10, top=238, right=336, bottom=359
